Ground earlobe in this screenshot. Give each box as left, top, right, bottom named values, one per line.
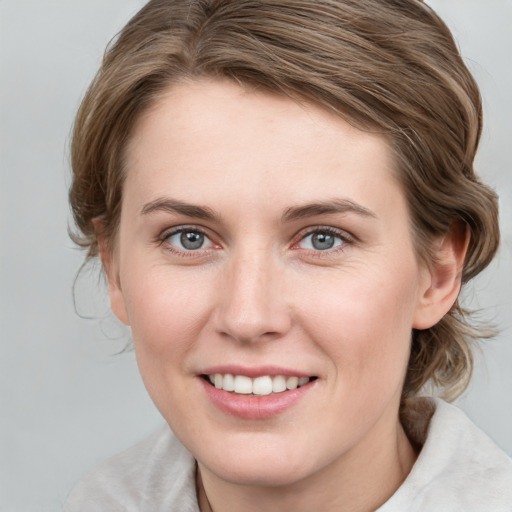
left=95, top=226, right=130, bottom=326
left=413, top=223, right=470, bottom=330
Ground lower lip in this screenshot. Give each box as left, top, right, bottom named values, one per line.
left=199, top=378, right=315, bottom=420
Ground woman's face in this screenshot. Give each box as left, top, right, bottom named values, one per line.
left=108, top=79, right=433, bottom=486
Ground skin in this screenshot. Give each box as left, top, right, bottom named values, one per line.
left=101, top=79, right=467, bottom=512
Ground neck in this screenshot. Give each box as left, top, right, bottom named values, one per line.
left=197, top=419, right=417, bottom=512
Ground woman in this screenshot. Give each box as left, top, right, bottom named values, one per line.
left=64, top=0, right=512, bottom=510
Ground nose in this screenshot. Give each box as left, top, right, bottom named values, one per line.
left=213, top=249, right=292, bottom=344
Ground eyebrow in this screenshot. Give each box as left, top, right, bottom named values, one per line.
left=140, top=197, right=377, bottom=223
left=140, top=198, right=220, bottom=221
left=282, top=199, right=377, bottom=222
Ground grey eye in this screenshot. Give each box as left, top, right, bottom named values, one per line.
left=167, top=230, right=212, bottom=251
left=181, top=231, right=204, bottom=250
left=299, top=231, right=343, bottom=251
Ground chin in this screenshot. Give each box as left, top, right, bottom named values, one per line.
left=196, top=438, right=324, bottom=488
left=206, top=461, right=311, bottom=488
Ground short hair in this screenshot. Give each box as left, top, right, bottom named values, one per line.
left=69, top=0, right=499, bottom=400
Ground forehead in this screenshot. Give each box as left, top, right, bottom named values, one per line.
left=123, top=79, right=403, bottom=218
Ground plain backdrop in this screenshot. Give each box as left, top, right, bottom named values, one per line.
left=0, top=1, right=511, bottom=510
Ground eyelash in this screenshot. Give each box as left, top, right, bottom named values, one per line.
left=157, top=225, right=354, bottom=257
left=293, top=226, right=354, bottom=255
left=158, top=226, right=215, bottom=257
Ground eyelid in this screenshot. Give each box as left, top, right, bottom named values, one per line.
left=156, top=224, right=354, bottom=257
left=158, top=225, right=218, bottom=255
left=292, top=225, right=355, bottom=251
left=159, top=224, right=207, bottom=241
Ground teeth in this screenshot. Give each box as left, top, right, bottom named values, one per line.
left=207, top=374, right=312, bottom=395
left=272, top=375, right=287, bottom=393
left=234, top=375, right=253, bottom=394
left=253, top=376, right=273, bottom=395
left=286, top=376, right=299, bottom=390
left=223, top=373, right=235, bottom=392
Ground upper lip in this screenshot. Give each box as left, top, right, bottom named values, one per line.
left=198, top=365, right=314, bottom=379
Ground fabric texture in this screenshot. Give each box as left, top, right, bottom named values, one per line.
left=64, top=399, right=512, bottom=511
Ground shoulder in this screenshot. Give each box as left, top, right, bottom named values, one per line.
left=380, top=398, right=512, bottom=511
left=63, top=425, right=199, bottom=512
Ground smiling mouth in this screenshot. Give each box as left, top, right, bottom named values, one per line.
left=202, top=374, right=317, bottom=396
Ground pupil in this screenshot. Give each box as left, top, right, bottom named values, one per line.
left=181, top=231, right=204, bottom=250
left=312, top=232, right=335, bottom=250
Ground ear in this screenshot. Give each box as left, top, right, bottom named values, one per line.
left=413, top=223, right=470, bottom=330
left=94, top=221, right=130, bottom=326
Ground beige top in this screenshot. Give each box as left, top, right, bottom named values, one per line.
left=64, top=399, right=512, bottom=511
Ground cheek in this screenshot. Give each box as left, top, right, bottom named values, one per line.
left=120, top=267, right=217, bottom=422
left=297, top=263, right=418, bottom=386
left=122, top=267, right=214, bottom=359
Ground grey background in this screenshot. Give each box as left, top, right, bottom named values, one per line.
left=0, top=1, right=510, bottom=510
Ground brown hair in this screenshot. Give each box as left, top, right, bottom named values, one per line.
left=69, top=0, right=499, bottom=400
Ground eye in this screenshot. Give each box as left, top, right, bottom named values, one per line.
left=164, top=228, right=214, bottom=252
left=297, top=228, right=348, bottom=251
